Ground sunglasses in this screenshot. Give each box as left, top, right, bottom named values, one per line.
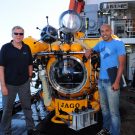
left=14, top=32, right=24, bottom=36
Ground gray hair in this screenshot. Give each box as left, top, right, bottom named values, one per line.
left=12, top=26, right=24, bottom=33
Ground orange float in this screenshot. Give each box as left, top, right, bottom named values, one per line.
left=60, top=43, right=70, bottom=52
left=50, top=44, right=60, bottom=51
left=23, top=36, right=48, bottom=54
left=71, top=42, right=82, bottom=51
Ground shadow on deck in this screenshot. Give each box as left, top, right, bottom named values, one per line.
left=0, top=87, right=135, bottom=135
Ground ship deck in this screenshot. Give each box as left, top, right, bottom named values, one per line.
left=0, top=87, right=135, bottom=135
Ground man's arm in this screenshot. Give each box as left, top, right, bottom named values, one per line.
left=84, top=49, right=93, bottom=59
left=28, top=65, right=33, bottom=79
left=0, top=66, right=8, bottom=95
left=112, top=55, right=126, bottom=90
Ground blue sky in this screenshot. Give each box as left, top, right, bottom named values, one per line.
left=0, top=0, right=70, bottom=46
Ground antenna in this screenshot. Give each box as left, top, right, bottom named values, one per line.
left=46, top=16, right=49, bottom=25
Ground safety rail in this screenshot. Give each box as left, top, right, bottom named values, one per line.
left=113, top=19, right=135, bottom=38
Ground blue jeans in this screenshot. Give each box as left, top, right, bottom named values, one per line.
left=98, top=79, right=120, bottom=135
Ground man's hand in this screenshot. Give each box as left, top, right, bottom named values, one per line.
left=1, top=85, right=8, bottom=95
left=112, top=82, right=120, bottom=91
left=84, top=49, right=93, bottom=59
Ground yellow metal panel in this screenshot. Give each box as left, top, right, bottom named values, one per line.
left=83, top=38, right=100, bottom=48
left=55, top=99, right=88, bottom=115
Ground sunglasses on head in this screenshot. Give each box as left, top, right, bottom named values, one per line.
left=14, top=32, right=24, bottom=36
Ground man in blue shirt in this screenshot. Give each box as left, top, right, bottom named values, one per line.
left=85, top=24, right=126, bottom=135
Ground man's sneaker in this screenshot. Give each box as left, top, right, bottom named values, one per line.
left=96, top=128, right=110, bottom=135
left=27, top=128, right=40, bottom=135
